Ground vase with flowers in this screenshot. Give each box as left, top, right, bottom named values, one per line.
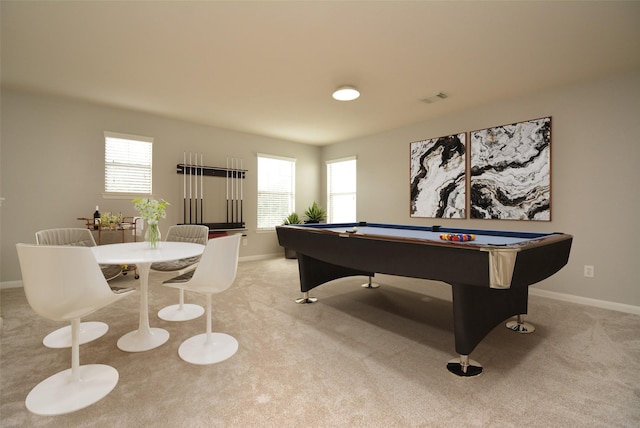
left=132, top=198, right=169, bottom=248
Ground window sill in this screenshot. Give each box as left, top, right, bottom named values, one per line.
left=256, top=228, right=277, bottom=234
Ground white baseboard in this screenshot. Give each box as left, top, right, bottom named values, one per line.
left=529, top=288, right=640, bottom=315
left=3, top=269, right=638, bottom=316
left=1, top=280, right=22, bottom=290
left=0, top=254, right=283, bottom=290
left=239, top=253, right=281, bottom=262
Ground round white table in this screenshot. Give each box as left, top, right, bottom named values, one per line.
left=92, top=241, right=204, bottom=352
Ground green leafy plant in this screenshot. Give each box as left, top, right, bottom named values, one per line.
left=304, top=201, right=326, bottom=223
left=283, top=212, right=303, bottom=225
left=100, top=212, right=123, bottom=229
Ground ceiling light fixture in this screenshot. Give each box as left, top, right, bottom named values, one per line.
left=332, top=86, right=360, bottom=101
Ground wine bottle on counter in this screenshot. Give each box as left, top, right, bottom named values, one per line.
left=93, top=206, right=100, bottom=230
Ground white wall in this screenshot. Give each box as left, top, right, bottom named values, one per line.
left=3, top=71, right=639, bottom=310
left=322, top=70, right=640, bottom=308
left=1, top=89, right=320, bottom=282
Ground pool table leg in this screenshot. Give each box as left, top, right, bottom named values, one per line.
left=448, top=283, right=529, bottom=376
left=447, top=355, right=483, bottom=377
left=505, top=314, right=536, bottom=333
left=295, top=292, right=318, bottom=304
left=360, top=276, right=379, bottom=289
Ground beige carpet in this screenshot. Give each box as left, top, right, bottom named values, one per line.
left=1, top=257, right=639, bottom=427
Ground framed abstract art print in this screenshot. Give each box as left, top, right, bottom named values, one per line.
left=410, top=133, right=466, bottom=219
left=470, top=117, right=551, bottom=221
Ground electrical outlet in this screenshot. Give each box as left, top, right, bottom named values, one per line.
left=584, top=265, right=594, bottom=277
left=242, top=238, right=247, bottom=246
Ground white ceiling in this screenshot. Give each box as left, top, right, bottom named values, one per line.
left=2, top=1, right=639, bottom=145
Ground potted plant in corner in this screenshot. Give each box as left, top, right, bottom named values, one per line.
left=282, top=212, right=303, bottom=259
left=304, top=201, right=326, bottom=224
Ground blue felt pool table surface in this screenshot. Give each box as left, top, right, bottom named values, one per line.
left=320, top=223, right=552, bottom=246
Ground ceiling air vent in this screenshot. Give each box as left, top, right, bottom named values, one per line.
left=420, top=92, right=448, bottom=104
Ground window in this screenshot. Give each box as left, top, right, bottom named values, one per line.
left=327, top=157, right=356, bottom=223
left=257, top=154, right=295, bottom=229
left=104, top=131, right=153, bottom=195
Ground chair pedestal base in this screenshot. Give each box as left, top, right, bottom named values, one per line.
left=26, top=364, right=118, bottom=416
left=178, top=333, right=238, bottom=365
left=158, top=304, right=204, bottom=322
left=42, top=321, right=108, bottom=349
left=117, top=327, right=169, bottom=352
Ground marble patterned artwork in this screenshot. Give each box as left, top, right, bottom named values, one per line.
left=410, top=133, right=466, bottom=218
left=470, top=117, right=551, bottom=220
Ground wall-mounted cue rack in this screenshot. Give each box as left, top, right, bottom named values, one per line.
left=176, top=164, right=246, bottom=179
left=177, top=154, right=246, bottom=231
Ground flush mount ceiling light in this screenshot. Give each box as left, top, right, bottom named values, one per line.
left=332, top=86, right=360, bottom=101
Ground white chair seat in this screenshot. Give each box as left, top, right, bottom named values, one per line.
left=16, top=243, right=136, bottom=415
left=35, top=228, right=126, bottom=348
left=35, top=228, right=125, bottom=282
left=163, top=234, right=242, bottom=365
left=152, top=225, right=209, bottom=322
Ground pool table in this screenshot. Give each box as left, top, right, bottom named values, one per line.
left=276, top=222, right=572, bottom=376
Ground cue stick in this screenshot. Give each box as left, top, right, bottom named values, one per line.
left=235, top=158, right=239, bottom=224
left=195, top=153, right=199, bottom=224
left=189, top=152, right=193, bottom=224
left=200, top=153, right=204, bottom=224
left=233, top=158, right=236, bottom=224
left=183, top=152, right=187, bottom=224
left=226, top=158, right=230, bottom=224
left=240, top=159, right=243, bottom=225
left=230, top=158, right=234, bottom=224
left=194, top=152, right=198, bottom=224
left=231, top=158, right=238, bottom=223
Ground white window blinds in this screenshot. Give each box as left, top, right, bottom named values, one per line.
left=257, top=154, right=295, bottom=229
left=104, top=132, right=153, bottom=194
left=327, top=157, right=356, bottom=223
